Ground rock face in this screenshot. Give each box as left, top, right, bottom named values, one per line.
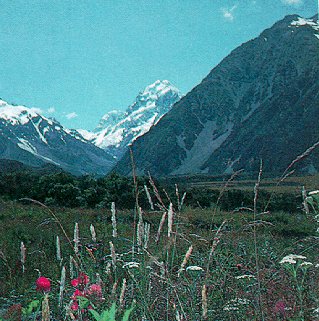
left=79, top=80, right=182, bottom=159
left=0, top=100, right=115, bottom=175
left=115, top=15, right=319, bottom=177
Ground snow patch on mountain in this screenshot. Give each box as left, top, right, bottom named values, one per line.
left=290, top=17, right=319, bottom=39
left=17, top=138, right=61, bottom=166
left=80, top=80, right=182, bottom=158
left=0, top=98, right=115, bottom=175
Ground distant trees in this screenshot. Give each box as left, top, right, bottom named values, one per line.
left=0, top=170, right=149, bottom=209
left=0, top=169, right=302, bottom=212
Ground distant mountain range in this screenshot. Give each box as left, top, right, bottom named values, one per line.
left=0, top=80, right=180, bottom=175
left=0, top=100, right=115, bottom=175
left=1, top=14, right=318, bottom=178
left=78, top=80, right=181, bottom=159
left=115, top=15, right=319, bottom=177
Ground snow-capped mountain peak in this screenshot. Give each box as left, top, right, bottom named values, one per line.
left=0, top=99, right=115, bottom=175
left=0, top=100, right=52, bottom=126
left=79, top=80, right=182, bottom=158
left=290, top=16, right=319, bottom=39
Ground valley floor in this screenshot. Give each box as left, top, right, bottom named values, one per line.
left=0, top=193, right=318, bottom=320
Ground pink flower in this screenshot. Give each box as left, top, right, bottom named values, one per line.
left=88, top=284, right=102, bottom=297
left=274, top=300, right=286, bottom=316
left=236, top=264, right=243, bottom=270
left=36, top=276, right=51, bottom=292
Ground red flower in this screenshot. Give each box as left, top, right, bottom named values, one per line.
left=71, top=278, right=79, bottom=287
left=78, top=272, right=89, bottom=285
left=36, top=276, right=51, bottom=292
left=71, top=272, right=89, bottom=288
left=72, top=289, right=84, bottom=299
left=71, top=301, right=79, bottom=311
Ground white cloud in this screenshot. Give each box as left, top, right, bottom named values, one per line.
left=221, top=5, right=238, bottom=21
left=281, top=0, right=302, bottom=5
left=65, top=112, right=78, bottom=119
left=30, top=107, right=43, bottom=114
left=47, top=107, right=55, bottom=114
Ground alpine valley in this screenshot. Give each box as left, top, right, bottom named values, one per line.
left=1, top=14, right=318, bottom=178
left=115, top=14, right=319, bottom=177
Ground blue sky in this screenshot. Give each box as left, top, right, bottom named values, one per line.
left=0, top=0, right=316, bottom=130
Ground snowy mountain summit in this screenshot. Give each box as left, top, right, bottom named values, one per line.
left=79, top=80, right=182, bottom=158
left=0, top=99, right=115, bottom=175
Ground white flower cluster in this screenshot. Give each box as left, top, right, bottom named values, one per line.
left=223, top=298, right=250, bottom=311
left=235, top=274, right=255, bottom=280
left=279, top=254, right=307, bottom=265
left=280, top=254, right=313, bottom=269
left=186, top=265, right=204, bottom=272
left=122, top=262, right=140, bottom=269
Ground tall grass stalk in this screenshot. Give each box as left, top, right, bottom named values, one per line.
left=111, top=202, right=118, bottom=238
left=20, top=241, right=26, bottom=273
left=58, top=266, right=66, bottom=308
left=73, top=222, right=79, bottom=254
left=253, top=160, right=265, bottom=321
left=56, top=236, right=61, bottom=262
left=144, top=185, right=154, bottom=210
left=90, top=224, right=97, bottom=242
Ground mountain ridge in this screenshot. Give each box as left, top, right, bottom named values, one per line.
left=0, top=99, right=115, bottom=175
left=114, top=14, right=319, bottom=177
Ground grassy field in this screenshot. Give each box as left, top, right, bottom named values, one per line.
left=0, top=177, right=318, bottom=321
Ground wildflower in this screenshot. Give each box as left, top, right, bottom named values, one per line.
left=202, top=284, right=208, bottom=319
left=168, top=203, right=174, bottom=238
left=235, top=274, right=255, bottom=280
left=119, top=278, right=127, bottom=307
left=71, top=272, right=89, bottom=287
left=279, top=254, right=307, bottom=265
left=223, top=298, right=250, bottom=311
left=59, top=266, right=66, bottom=307
left=36, top=276, right=51, bottom=292
left=56, top=236, right=61, bottom=261
left=186, top=265, right=204, bottom=272
left=20, top=241, right=26, bottom=273
left=300, top=261, right=313, bottom=268
left=71, top=300, right=79, bottom=311
left=72, top=289, right=84, bottom=298
left=123, top=261, right=140, bottom=269
left=88, top=284, right=102, bottom=298
left=236, top=263, right=243, bottom=270
left=274, top=300, right=286, bottom=317
left=73, top=222, right=79, bottom=254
